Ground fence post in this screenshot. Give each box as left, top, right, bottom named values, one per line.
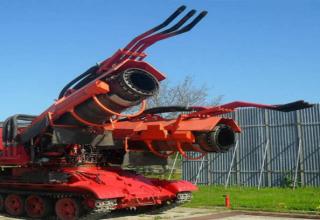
left=168, top=153, right=179, bottom=180
left=295, top=111, right=305, bottom=187
left=194, top=155, right=205, bottom=185
left=264, top=110, right=272, bottom=187
left=235, top=111, right=241, bottom=185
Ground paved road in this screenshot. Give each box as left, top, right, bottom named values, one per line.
left=104, top=207, right=318, bottom=220
left=221, top=216, right=308, bottom=220
left=0, top=207, right=317, bottom=220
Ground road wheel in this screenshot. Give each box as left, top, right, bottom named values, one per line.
left=4, top=194, right=24, bottom=216
left=55, top=197, right=80, bottom=220
left=25, top=195, right=52, bottom=218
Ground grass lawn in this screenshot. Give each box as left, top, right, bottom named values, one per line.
left=184, top=186, right=320, bottom=214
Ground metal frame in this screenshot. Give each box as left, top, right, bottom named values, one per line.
left=258, top=140, right=269, bottom=189
left=293, top=138, right=302, bottom=189
left=194, top=156, right=206, bottom=185
left=225, top=140, right=239, bottom=188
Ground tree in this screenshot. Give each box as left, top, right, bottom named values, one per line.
left=148, top=74, right=223, bottom=108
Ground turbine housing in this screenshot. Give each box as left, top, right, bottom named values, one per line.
left=196, top=124, right=236, bottom=153
left=57, top=68, right=159, bottom=126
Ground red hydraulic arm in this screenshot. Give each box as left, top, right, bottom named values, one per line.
left=107, top=100, right=313, bottom=160
left=1, top=6, right=208, bottom=147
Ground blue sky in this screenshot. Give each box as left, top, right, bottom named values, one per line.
left=0, top=0, right=319, bottom=120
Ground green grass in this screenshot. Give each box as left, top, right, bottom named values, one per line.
left=184, top=186, right=320, bottom=214
left=144, top=172, right=182, bottom=180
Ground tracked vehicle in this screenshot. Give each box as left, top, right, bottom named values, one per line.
left=0, top=5, right=312, bottom=220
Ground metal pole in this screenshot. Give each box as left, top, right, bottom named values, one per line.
left=264, top=110, right=272, bottom=187
left=235, top=111, right=240, bottom=185
left=293, top=138, right=302, bottom=189
left=194, top=156, right=205, bottom=185
left=225, top=141, right=239, bottom=188
left=168, top=153, right=179, bottom=180
left=258, top=140, right=269, bottom=190
left=296, top=111, right=305, bottom=187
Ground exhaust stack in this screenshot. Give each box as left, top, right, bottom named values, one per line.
left=57, top=68, right=159, bottom=126
left=196, top=124, right=236, bottom=153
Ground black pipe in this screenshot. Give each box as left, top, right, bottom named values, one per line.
left=123, top=5, right=187, bottom=51
left=2, top=114, right=36, bottom=146
left=58, top=65, right=99, bottom=99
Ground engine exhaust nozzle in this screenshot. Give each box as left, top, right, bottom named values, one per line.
left=109, top=68, right=159, bottom=102
left=56, top=68, right=159, bottom=126
left=196, top=124, right=235, bottom=153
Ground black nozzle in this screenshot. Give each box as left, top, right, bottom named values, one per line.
left=196, top=124, right=235, bottom=153
left=120, top=68, right=159, bottom=98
